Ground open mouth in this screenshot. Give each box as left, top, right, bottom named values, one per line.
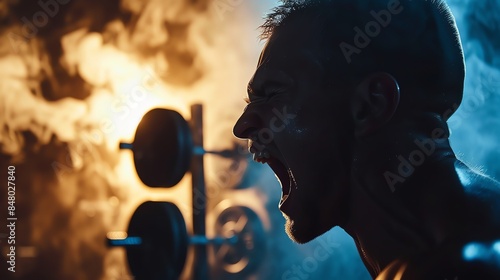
left=253, top=150, right=294, bottom=207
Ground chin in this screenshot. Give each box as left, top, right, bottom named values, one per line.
left=281, top=189, right=347, bottom=244
left=283, top=214, right=329, bottom=244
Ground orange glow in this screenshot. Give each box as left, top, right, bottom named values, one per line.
left=0, top=1, right=265, bottom=279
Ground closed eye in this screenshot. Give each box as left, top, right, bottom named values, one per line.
left=244, top=90, right=284, bottom=105
left=266, top=91, right=280, bottom=101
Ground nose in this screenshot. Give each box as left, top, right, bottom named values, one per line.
left=233, top=110, right=260, bottom=139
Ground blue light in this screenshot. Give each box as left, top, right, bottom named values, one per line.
left=456, top=167, right=472, bottom=186
left=463, top=243, right=481, bottom=261
left=493, top=241, right=500, bottom=255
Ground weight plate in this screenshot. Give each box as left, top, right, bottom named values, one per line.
left=213, top=206, right=267, bottom=277
left=126, top=201, right=189, bottom=280
left=133, top=108, right=193, bottom=187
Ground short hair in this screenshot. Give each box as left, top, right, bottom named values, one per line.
left=260, top=0, right=465, bottom=119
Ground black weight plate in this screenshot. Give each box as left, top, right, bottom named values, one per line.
left=213, top=206, right=267, bottom=277
left=133, top=108, right=193, bottom=187
left=126, top=201, right=189, bottom=280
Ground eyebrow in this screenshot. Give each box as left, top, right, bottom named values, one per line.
left=246, top=48, right=322, bottom=100
left=247, top=70, right=294, bottom=99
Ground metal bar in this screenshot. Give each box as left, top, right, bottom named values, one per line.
left=189, top=235, right=238, bottom=245
left=192, top=146, right=235, bottom=158
left=107, top=237, right=142, bottom=247
left=190, top=104, right=209, bottom=280
left=119, top=142, right=133, bottom=150
left=192, top=146, right=206, bottom=155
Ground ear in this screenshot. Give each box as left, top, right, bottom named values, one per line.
left=350, top=72, right=400, bottom=137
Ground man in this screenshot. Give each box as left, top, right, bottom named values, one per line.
left=233, top=0, right=500, bottom=279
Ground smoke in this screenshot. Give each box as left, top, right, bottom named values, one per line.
left=448, top=0, right=500, bottom=180
left=0, top=0, right=498, bottom=279
left=0, top=0, right=262, bottom=279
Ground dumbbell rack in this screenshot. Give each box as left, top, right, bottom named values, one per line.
left=110, top=104, right=210, bottom=279
left=109, top=104, right=267, bottom=280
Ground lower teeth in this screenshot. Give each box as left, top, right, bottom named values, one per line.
left=279, top=194, right=289, bottom=206
left=288, top=169, right=297, bottom=190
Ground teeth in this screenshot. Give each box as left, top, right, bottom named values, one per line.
left=279, top=194, right=289, bottom=207
left=258, top=151, right=270, bottom=158
left=279, top=170, right=295, bottom=207
left=252, top=150, right=270, bottom=163
left=288, top=168, right=298, bottom=190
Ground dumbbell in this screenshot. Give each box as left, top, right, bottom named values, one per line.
left=107, top=201, right=266, bottom=280
left=119, top=108, right=244, bottom=188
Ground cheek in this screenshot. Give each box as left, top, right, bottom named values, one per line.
left=275, top=102, right=352, bottom=161
left=283, top=115, right=339, bottom=153
left=284, top=121, right=351, bottom=180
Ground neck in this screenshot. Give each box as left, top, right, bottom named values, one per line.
left=343, top=116, right=465, bottom=276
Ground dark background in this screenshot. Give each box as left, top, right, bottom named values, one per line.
left=0, top=0, right=498, bottom=279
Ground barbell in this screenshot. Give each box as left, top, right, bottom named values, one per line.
left=119, top=108, right=243, bottom=188
left=107, top=201, right=266, bottom=280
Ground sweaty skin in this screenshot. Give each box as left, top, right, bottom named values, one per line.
left=233, top=6, right=500, bottom=279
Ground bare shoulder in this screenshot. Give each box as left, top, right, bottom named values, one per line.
left=376, top=161, right=500, bottom=279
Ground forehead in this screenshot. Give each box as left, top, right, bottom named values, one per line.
left=251, top=26, right=325, bottom=90
left=258, top=15, right=324, bottom=66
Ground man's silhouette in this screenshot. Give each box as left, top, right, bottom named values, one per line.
left=233, top=0, right=500, bottom=278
